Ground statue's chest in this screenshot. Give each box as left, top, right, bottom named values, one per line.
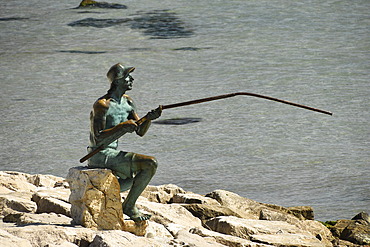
left=106, top=99, right=133, bottom=127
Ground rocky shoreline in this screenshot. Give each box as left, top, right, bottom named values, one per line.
left=0, top=170, right=369, bottom=247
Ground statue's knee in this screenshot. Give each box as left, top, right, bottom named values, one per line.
left=147, top=157, right=158, bottom=172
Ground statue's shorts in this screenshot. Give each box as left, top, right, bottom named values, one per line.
left=87, top=147, right=136, bottom=179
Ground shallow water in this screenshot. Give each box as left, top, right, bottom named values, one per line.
left=1, top=0, right=369, bottom=221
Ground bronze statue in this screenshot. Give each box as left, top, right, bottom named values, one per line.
left=87, top=63, right=161, bottom=222
left=83, top=63, right=332, bottom=221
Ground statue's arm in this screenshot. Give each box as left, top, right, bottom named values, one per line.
left=125, top=96, right=161, bottom=137
left=92, top=99, right=137, bottom=145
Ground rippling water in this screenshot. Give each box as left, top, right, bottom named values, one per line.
left=1, top=0, right=369, bottom=221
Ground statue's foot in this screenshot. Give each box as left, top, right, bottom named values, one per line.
left=123, top=205, right=151, bottom=222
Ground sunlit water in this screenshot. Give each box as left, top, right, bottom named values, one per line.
left=1, top=0, right=369, bottom=221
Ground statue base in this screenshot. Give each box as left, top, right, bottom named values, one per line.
left=66, top=166, right=147, bottom=236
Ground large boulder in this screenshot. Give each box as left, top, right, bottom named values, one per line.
left=170, top=229, right=227, bottom=247
left=136, top=200, right=202, bottom=228
left=0, top=171, right=66, bottom=194
left=205, top=216, right=327, bottom=247
left=140, top=184, right=187, bottom=204
left=66, top=166, right=147, bottom=236
left=0, top=171, right=37, bottom=193
left=190, top=227, right=271, bottom=247
left=3, top=212, right=71, bottom=226
left=0, top=192, right=37, bottom=216
left=0, top=229, right=32, bottom=247
left=2, top=224, right=96, bottom=247
left=329, top=217, right=370, bottom=245
left=89, top=230, right=162, bottom=247
left=171, top=193, right=221, bottom=205
left=181, top=203, right=241, bottom=223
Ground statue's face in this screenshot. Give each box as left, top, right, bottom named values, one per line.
left=122, top=74, right=134, bottom=90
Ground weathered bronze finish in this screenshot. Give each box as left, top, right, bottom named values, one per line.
left=85, top=63, right=161, bottom=222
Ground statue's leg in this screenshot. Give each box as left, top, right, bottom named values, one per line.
left=122, top=153, right=157, bottom=222
left=118, top=177, right=134, bottom=192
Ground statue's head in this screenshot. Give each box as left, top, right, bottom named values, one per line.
left=107, top=63, right=135, bottom=83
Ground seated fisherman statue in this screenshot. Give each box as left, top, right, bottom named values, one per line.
left=87, top=63, right=162, bottom=221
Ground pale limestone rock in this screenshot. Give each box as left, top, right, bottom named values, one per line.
left=0, top=229, right=32, bottom=247
left=145, top=221, right=173, bottom=239
left=299, top=220, right=335, bottom=246
left=2, top=224, right=96, bottom=247
left=259, top=208, right=334, bottom=246
left=206, top=190, right=272, bottom=219
left=287, top=206, right=314, bottom=220
left=89, top=230, right=163, bottom=247
left=47, top=242, right=79, bottom=247
left=3, top=212, right=71, bottom=226
left=250, top=233, right=324, bottom=247
left=0, top=192, right=37, bottom=216
left=66, top=167, right=148, bottom=236
left=0, top=171, right=37, bottom=193
left=181, top=203, right=241, bottom=223
left=136, top=200, right=202, bottom=228
left=190, top=227, right=273, bottom=247
left=141, top=184, right=186, bottom=203
left=171, top=193, right=221, bottom=205
left=170, top=229, right=227, bottom=247
left=165, top=223, right=188, bottom=236
left=206, top=216, right=309, bottom=239
left=67, top=167, right=125, bottom=230
left=36, top=197, right=71, bottom=217
left=208, top=190, right=316, bottom=222
left=29, top=174, right=66, bottom=188
left=33, top=187, right=71, bottom=203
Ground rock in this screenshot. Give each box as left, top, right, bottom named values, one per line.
left=48, top=242, right=79, bottom=247
left=136, top=200, right=202, bottom=228
left=206, top=190, right=263, bottom=219
left=2, top=224, right=96, bottom=247
left=78, top=0, right=128, bottom=9
left=299, top=220, right=334, bottom=246
left=66, top=167, right=147, bottom=236
left=287, top=206, right=315, bottom=220
left=205, top=216, right=325, bottom=246
left=190, top=227, right=272, bottom=247
left=0, top=171, right=37, bottom=193
left=250, top=233, right=324, bottom=247
left=66, top=167, right=125, bottom=229
left=206, top=216, right=305, bottom=238
left=89, top=230, right=162, bottom=247
left=171, top=193, right=221, bottom=205
left=261, top=203, right=314, bottom=221
left=181, top=203, right=241, bottom=223
left=0, top=192, right=37, bottom=215
left=3, top=212, right=71, bottom=226
left=352, top=211, right=370, bottom=224
left=330, top=219, right=370, bottom=245
left=140, top=184, right=186, bottom=204
left=29, top=174, right=66, bottom=188
left=36, top=196, right=71, bottom=217
left=32, top=187, right=71, bottom=203
left=0, top=229, right=32, bottom=247
left=170, top=229, right=227, bottom=247
left=145, top=221, right=173, bottom=239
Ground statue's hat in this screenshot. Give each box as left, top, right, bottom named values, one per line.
left=107, top=63, right=135, bottom=82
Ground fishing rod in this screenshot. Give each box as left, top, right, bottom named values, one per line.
left=79, top=92, right=332, bottom=163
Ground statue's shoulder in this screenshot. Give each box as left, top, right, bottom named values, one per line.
left=123, top=94, right=134, bottom=103
left=93, top=96, right=111, bottom=112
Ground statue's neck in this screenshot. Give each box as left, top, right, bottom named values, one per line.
left=110, top=87, right=126, bottom=103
